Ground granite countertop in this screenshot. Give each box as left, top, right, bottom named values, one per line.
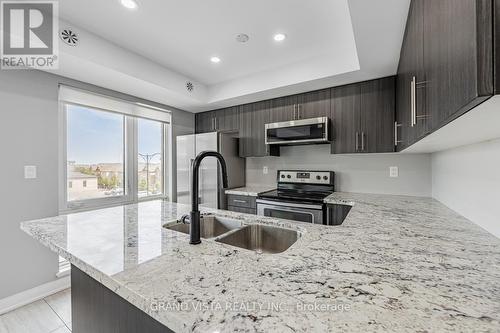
left=21, top=193, right=500, bottom=332
left=225, top=185, right=275, bottom=196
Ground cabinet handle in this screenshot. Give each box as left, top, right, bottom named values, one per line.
left=410, top=76, right=428, bottom=127
left=410, top=76, right=416, bottom=127
left=297, top=104, right=301, bottom=119
left=293, top=104, right=297, bottom=120
left=355, top=132, right=360, bottom=151
left=361, top=132, right=365, bottom=151
left=233, top=199, right=247, bottom=204
left=394, top=122, right=402, bottom=146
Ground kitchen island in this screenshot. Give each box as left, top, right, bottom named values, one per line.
left=21, top=193, right=500, bottom=332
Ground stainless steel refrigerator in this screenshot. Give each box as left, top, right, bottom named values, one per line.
left=176, top=131, right=245, bottom=209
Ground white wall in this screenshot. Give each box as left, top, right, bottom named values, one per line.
left=0, top=69, right=193, bottom=300
left=247, top=145, right=432, bottom=197
left=432, top=139, right=500, bottom=238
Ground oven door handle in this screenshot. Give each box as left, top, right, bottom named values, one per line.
left=256, top=199, right=323, bottom=210
left=256, top=202, right=321, bottom=224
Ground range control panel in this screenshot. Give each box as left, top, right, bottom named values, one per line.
left=277, top=170, right=334, bottom=185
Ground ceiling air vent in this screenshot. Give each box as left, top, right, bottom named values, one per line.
left=60, top=29, right=79, bottom=46
left=186, top=81, right=194, bottom=92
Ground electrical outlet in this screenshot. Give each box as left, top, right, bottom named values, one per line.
left=389, top=166, right=399, bottom=178
left=263, top=166, right=268, bottom=175
left=24, top=165, right=37, bottom=179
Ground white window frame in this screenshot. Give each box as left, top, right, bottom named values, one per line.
left=58, top=86, right=172, bottom=213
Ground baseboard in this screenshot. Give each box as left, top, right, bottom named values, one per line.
left=0, top=275, right=71, bottom=315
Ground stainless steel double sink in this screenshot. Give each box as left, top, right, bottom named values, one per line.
left=163, top=215, right=299, bottom=254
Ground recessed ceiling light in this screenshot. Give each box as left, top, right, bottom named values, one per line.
left=273, top=33, right=287, bottom=42
left=210, top=56, right=221, bottom=63
left=120, top=0, right=138, bottom=10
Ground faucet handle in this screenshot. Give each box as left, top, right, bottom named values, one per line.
left=180, top=214, right=190, bottom=224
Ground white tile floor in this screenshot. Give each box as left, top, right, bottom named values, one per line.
left=0, top=289, right=71, bottom=333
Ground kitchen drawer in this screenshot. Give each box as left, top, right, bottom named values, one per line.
left=227, top=195, right=256, bottom=209
left=227, top=205, right=256, bottom=215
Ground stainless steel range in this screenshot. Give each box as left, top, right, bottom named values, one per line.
left=256, top=170, right=334, bottom=224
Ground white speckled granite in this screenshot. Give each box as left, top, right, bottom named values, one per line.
left=225, top=185, right=275, bottom=197
left=21, top=193, right=500, bottom=332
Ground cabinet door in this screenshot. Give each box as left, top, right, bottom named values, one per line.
left=251, top=100, right=276, bottom=157
left=331, top=84, right=361, bottom=154
left=296, top=89, right=331, bottom=120
left=238, top=104, right=252, bottom=157
left=269, top=95, right=297, bottom=123
left=396, top=0, right=426, bottom=149
left=424, top=0, right=491, bottom=130
left=215, top=106, right=239, bottom=132
left=360, top=77, right=395, bottom=153
left=195, top=111, right=215, bottom=133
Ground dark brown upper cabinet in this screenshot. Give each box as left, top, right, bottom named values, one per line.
left=359, top=78, right=396, bottom=153
left=330, top=83, right=360, bottom=154
left=238, top=101, right=279, bottom=158
left=195, top=107, right=240, bottom=134
left=216, top=106, right=239, bottom=132
left=295, top=89, right=331, bottom=120
left=395, top=0, right=426, bottom=151
left=331, top=77, right=396, bottom=154
left=396, top=0, right=493, bottom=151
left=269, top=95, right=296, bottom=123
left=195, top=111, right=215, bottom=134
left=268, top=89, right=331, bottom=123
left=238, top=104, right=253, bottom=157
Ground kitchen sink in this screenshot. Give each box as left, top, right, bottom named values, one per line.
left=163, top=215, right=242, bottom=239
left=216, top=224, right=299, bottom=254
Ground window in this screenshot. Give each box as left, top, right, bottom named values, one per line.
left=66, top=105, right=124, bottom=202
left=138, top=118, right=164, bottom=198
left=59, top=86, right=171, bottom=212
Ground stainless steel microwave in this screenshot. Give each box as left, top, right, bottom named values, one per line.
left=265, top=117, right=331, bottom=146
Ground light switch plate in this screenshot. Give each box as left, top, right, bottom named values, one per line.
left=263, top=166, right=268, bottom=175
left=389, top=166, right=399, bottom=178
left=24, top=165, right=37, bottom=179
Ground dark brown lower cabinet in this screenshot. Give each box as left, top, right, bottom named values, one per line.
left=326, top=204, right=352, bottom=226
left=331, top=76, right=396, bottom=154
left=226, top=194, right=256, bottom=214
left=227, top=205, right=256, bottom=214
left=72, top=265, right=173, bottom=333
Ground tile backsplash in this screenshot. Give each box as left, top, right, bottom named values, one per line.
left=246, top=145, right=432, bottom=197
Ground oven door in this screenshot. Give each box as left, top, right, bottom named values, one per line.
left=256, top=199, right=324, bottom=224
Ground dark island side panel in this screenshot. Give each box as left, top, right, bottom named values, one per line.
left=71, top=265, right=173, bottom=333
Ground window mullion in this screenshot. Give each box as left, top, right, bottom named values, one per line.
left=127, top=116, right=139, bottom=203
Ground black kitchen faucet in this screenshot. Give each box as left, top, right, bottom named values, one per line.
left=189, top=151, right=228, bottom=244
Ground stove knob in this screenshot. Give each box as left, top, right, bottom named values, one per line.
left=286, top=175, right=291, bottom=179
left=281, top=174, right=285, bottom=179
left=323, top=176, right=329, bottom=180
left=316, top=175, right=321, bottom=180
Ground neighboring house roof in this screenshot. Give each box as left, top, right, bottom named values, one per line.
left=68, top=171, right=97, bottom=180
